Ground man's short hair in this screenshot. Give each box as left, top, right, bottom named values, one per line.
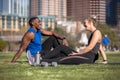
left=29, top=17, right=39, bottom=26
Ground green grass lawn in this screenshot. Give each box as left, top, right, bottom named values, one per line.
left=0, top=52, right=120, bottom=80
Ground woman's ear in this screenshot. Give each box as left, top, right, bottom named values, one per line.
left=89, top=21, right=93, bottom=26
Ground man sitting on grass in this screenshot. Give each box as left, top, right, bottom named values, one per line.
left=4, top=17, right=68, bottom=65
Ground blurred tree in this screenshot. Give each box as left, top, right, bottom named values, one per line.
left=19, top=26, right=28, bottom=35
left=54, top=23, right=120, bottom=48
left=44, top=27, right=77, bottom=49
left=0, top=38, right=7, bottom=51
left=97, top=23, right=119, bottom=46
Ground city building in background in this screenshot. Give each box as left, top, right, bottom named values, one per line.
left=89, top=0, right=106, bottom=23
left=0, top=0, right=120, bottom=34
left=116, top=0, right=120, bottom=36
left=38, top=15, right=56, bottom=30
left=29, top=0, right=39, bottom=17
left=0, top=0, right=29, bottom=51
left=29, top=0, right=106, bottom=32
left=67, top=0, right=106, bottom=23
left=30, top=0, right=67, bottom=29
left=106, top=0, right=120, bottom=27
left=67, top=0, right=90, bottom=21
left=0, top=0, right=29, bottom=32
left=0, top=0, right=120, bottom=51
left=106, top=0, right=118, bottom=27
left=30, top=0, right=67, bottom=20
left=29, top=0, right=120, bottom=26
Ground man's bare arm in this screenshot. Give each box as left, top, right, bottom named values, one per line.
left=41, top=29, right=64, bottom=39
left=41, top=29, right=69, bottom=46
left=11, top=32, right=34, bottom=63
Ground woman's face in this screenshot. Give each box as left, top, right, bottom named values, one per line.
left=84, top=19, right=91, bottom=30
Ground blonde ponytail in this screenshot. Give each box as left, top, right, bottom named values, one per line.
left=89, top=15, right=98, bottom=27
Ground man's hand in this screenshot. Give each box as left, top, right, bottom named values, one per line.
left=3, top=61, right=13, bottom=64
left=62, top=39, right=69, bottom=46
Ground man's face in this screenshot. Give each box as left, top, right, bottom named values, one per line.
left=32, top=18, right=42, bottom=30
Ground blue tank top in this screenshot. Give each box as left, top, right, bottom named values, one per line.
left=26, top=27, right=42, bottom=57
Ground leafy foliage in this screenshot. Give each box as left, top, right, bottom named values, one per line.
left=44, top=24, right=119, bottom=49
left=44, top=27, right=77, bottom=48
left=54, top=27, right=77, bottom=48
left=97, top=23, right=119, bottom=46
left=0, top=38, right=7, bottom=51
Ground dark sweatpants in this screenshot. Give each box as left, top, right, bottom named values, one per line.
left=41, top=36, right=60, bottom=56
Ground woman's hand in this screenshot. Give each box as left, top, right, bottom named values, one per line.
left=69, top=52, right=80, bottom=56
left=99, top=61, right=108, bottom=64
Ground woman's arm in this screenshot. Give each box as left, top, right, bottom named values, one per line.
left=70, top=30, right=101, bottom=55
left=99, top=43, right=108, bottom=64
left=80, top=30, right=101, bottom=54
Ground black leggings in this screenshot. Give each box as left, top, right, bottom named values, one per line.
left=42, top=45, right=96, bottom=65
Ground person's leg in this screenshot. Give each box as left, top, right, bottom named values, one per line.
left=93, top=53, right=99, bottom=62
left=42, top=36, right=60, bottom=51
left=42, top=52, right=95, bottom=65
left=58, top=56, right=91, bottom=65
left=41, top=56, right=91, bottom=65
left=41, top=36, right=60, bottom=56
left=58, top=52, right=96, bottom=64
left=105, top=45, right=108, bottom=51
left=42, top=45, right=77, bottom=59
